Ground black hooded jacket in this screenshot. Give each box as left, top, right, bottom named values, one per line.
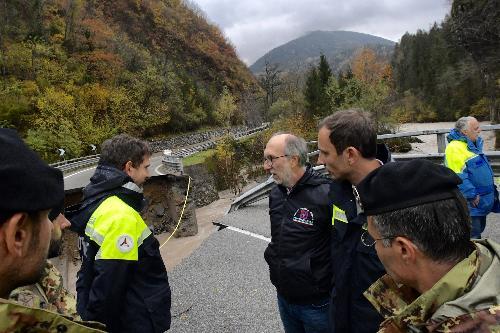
left=264, top=165, right=333, bottom=304
left=328, top=143, right=391, bottom=333
left=66, top=164, right=171, bottom=333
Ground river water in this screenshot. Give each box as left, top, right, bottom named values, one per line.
left=397, top=122, right=497, bottom=154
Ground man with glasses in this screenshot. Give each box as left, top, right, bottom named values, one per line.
left=263, top=133, right=333, bottom=333
left=317, top=109, right=389, bottom=332
left=356, top=159, right=500, bottom=332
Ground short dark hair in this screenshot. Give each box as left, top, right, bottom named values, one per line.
left=372, top=197, right=474, bottom=264
left=318, top=109, right=376, bottom=158
left=99, top=134, right=151, bottom=169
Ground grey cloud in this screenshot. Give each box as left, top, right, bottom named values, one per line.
left=193, top=0, right=451, bottom=64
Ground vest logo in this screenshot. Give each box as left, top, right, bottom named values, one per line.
left=293, top=208, right=314, bottom=226
left=116, top=234, right=134, bottom=253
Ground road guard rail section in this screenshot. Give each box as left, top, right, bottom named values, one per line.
left=50, top=154, right=100, bottom=172
left=228, top=124, right=500, bottom=213
left=50, top=124, right=270, bottom=174
left=161, top=123, right=270, bottom=173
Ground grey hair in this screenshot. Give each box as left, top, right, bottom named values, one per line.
left=372, top=197, right=474, bottom=264
left=271, top=132, right=308, bottom=166
left=455, top=116, right=475, bottom=132
left=284, top=135, right=308, bottom=166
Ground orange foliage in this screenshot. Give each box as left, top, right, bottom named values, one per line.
left=351, top=48, right=391, bottom=85
left=78, top=50, right=124, bottom=82
left=80, top=18, right=117, bottom=49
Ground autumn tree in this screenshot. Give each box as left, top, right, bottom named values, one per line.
left=215, top=86, right=238, bottom=128
left=352, top=48, right=390, bottom=85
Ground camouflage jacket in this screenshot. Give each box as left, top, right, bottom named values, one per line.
left=364, top=239, right=500, bottom=332
left=0, top=298, right=106, bottom=332
left=9, top=260, right=80, bottom=320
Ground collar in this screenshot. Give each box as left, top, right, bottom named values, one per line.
left=122, top=181, right=143, bottom=194
left=364, top=249, right=479, bottom=331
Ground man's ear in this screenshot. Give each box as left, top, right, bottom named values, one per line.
left=123, top=160, right=134, bottom=176
left=1, top=213, right=30, bottom=257
left=393, top=236, right=418, bottom=264
left=344, top=147, right=361, bottom=166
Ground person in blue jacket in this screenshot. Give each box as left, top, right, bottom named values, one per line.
left=445, top=116, right=500, bottom=239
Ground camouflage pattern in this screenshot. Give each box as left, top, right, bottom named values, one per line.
left=364, top=240, right=500, bottom=332
left=0, top=297, right=106, bottom=332
left=10, top=260, right=80, bottom=319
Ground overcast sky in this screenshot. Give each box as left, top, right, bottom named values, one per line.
left=190, top=0, right=451, bottom=65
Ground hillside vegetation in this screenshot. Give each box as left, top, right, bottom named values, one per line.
left=0, top=0, right=259, bottom=160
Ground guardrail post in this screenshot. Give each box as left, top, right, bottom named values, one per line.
left=437, top=133, right=447, bottom=153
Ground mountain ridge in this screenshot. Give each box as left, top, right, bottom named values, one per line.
left=250, top=30, right=395, bottom=73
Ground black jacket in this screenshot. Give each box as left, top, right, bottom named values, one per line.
left=328, top=144, right=390, bottom=333
left=67, top=164, right=171, bottom=333
left=264, top=166, right=333, bottom=304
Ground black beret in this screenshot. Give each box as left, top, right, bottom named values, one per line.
left=0, top=129, right=64, bottom=213
left=357, top=160, right=462, bottom=215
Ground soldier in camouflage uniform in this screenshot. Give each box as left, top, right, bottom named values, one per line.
left=0, top=129, right=105, bottom=332
left=10, top=260, right=80, bottom=319
left=9, top=209, right=80, bottom=319
left=356, top=159, right=500, bottom=332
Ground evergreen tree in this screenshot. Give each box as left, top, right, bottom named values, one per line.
left=304, top=54, right=333, bottom=117
left=304, top=68, right=321, bottom=117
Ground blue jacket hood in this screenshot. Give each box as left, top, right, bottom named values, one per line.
left=446, top=128, right=484, bottom=153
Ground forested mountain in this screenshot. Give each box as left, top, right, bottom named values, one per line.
left=0, top=0, right=259, bottom=160
left=250, top=31, right=395, bottom=74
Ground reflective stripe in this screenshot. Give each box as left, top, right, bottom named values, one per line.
left=85, top=224, right=104, bottom=246
left=445, top=141, right=477, bottom=173
left=138, top=227, right=152, bottom=246
left=332, top=205, right=348, bottom=226
left=95, top=247, right=103, bottom=260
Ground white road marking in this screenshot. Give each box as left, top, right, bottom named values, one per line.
left=221, top=225, right=271, bottom=242
left=155, top=164, right=166, bottom=175
left=64, top=167, right=96, bottom=179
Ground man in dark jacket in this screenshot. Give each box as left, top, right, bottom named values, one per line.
left=317, top=109, right=388, bottom=333
left=264, top=133, right=332, bottom=333
left=67, top=134, right=171, bottom=333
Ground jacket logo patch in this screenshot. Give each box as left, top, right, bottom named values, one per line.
left=117, top=234, right=134, bottom=253
left=293, top=208, right=314, bottom=226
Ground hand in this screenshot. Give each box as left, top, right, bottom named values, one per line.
left=472, top=195, right=480, bottom=207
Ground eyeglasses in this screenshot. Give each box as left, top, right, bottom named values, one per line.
left=360, top=230, right=396, bottom=247
left=263, top=155, right=289, bottom=166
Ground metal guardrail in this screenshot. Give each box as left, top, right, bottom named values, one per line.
left=53, top=124, right=271, bottom=174
left=50, top=154, right=100, bottom=172
left=378, top=124, right=500, bottom=153
left=161, top=155, right=184, bottom=175
left=228, top=125, right=500, bottom=213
